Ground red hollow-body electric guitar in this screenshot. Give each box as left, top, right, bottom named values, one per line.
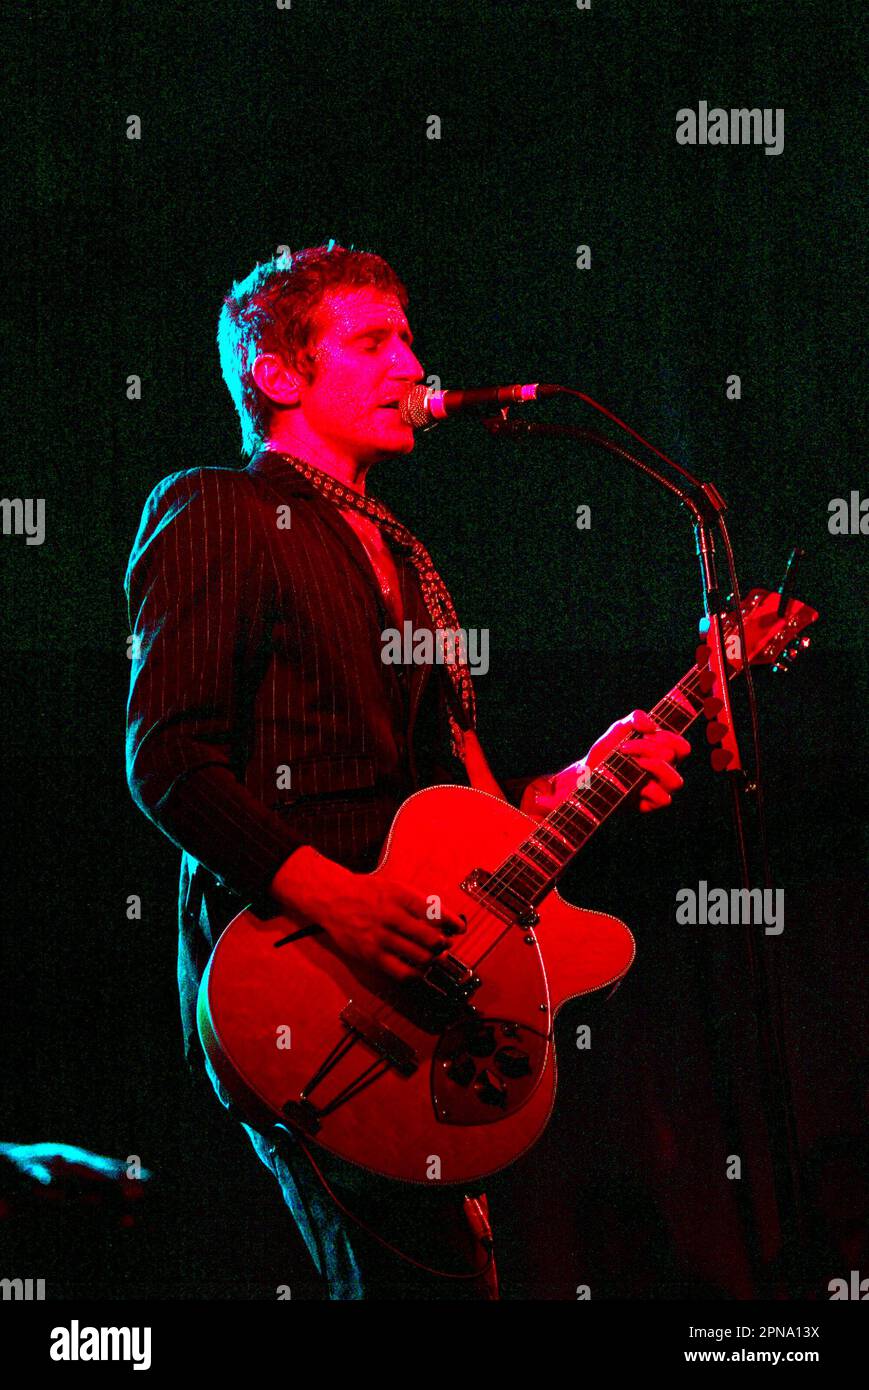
left=198, top=589, right=817, bottom=1185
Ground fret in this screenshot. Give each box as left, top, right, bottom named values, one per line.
left=674, top=682, right=701, bottom=711
left=476, top=658, right=726, bottom=919
left=512, top=845, right=555, bottom=879
left=525, top=834, right=566, bottom=872
left=580, top=777, right=622, bottom=815
left=653, top=697, right=693, bottom=733
left=559, top=798, right=601, bottom=830
left=659, top=676, right=703, bottom=719
left=500, top=858, right=546, bottom=898
left=652, top=700, right=683, bottom=732
left=607, top=750, right=645, bottom=784
left=666, top=686, right=699, bottom=720
left=544, top=805, right=590, bottom=852
left=597, top=763, right=630, bottom=795
left=533, top=822, right=576, bottom=858
left=543, top=806, right=591, bottom=853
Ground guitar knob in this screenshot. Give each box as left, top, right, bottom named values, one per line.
left=799, top=636, right=811, bottom=650
left=475, top=1068, right=508, bottom=1107
left=467, top=1025, right=497, bottom=1057
left=446, top=1052, right=476, bottom=1087
left=771, top=661, right=789, bottom=674
left=495, top=1045, right=531, bottom=1078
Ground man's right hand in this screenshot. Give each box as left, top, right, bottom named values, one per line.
left=269, top=846, right=466, bottom=984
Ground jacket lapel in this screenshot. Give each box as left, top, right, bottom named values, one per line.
left=246, top=450, right=388, bottom=619
left=395, top=550, right=433, bottom=729
left=246, top=450, right=435, bottom=732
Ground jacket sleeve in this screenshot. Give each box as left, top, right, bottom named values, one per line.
left=124, top=467, right=308, bottom=905
left=423, top=727, right=539, bottom=809
left=500, top=772, right=545, bottom=810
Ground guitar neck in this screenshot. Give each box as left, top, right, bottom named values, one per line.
left=494, top=662, right=712, bottom=907
left=470, top=584, right=818, bottom=913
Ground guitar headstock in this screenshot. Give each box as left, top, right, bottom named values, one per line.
left=720, top=588, right=819, bottom=672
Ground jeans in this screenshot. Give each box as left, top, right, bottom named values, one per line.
left=203, top=1054, right=500, bottom=1300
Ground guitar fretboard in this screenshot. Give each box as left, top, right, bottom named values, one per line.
left=490, top=668, right=707, bottom=907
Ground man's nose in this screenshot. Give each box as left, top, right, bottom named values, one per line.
left=393, top=340, right=424, bottom=379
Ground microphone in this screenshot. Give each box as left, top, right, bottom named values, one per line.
left=398, top=381, right=560, bottom=428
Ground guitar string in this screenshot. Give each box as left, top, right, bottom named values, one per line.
left=356, top=666, right=708, bottom=1042
left=299, top=646, right=741, bottom=1115
left=412, top=597, right=798, bottom=984
left=473, top=594, right=794, bottom=933
left=452, top=677, right=704, bottom=972
left=360, top=679, right=703, bottom=1035
left=463, top=696, right=700, bottom=975
left=479, top=687, right=699, bottom=908
left=298, top=601, right=801, bottom=1120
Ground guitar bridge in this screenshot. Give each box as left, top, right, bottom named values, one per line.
left=461, top=868, right=540, bottom=927
left=339, top=1001, right=419, bottom=1075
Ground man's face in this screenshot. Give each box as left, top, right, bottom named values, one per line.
left=295, top=287, right=424, bottom=463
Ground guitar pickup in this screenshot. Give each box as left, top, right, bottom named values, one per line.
left=461, top=868, right=539, bottom=927
left=422, top=952, right=481, bottom=1003
left=340, top=1001, right=419, bottom=1075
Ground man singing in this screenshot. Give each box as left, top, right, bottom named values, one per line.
left=124, top=242, right=689, bottom=1299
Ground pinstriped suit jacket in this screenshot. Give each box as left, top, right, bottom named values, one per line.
left=124, top=448, right=534, bottom=1067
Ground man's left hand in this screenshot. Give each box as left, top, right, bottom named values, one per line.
left=520, top=709, right=690, bottom=818
left=583, top=709, right=691, bottom=812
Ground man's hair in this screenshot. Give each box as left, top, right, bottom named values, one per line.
left=217, top=241, right=409, bottom=458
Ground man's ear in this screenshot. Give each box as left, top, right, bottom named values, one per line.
left=251, top=352, right=302, bottom=407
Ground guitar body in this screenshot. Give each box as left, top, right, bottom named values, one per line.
left=198, top=586, right=818, bottom=1186
left=198, top=785, right=635, bottom=1185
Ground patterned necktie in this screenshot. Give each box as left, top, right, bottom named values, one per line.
left=268, top=451, right=477, bottom=761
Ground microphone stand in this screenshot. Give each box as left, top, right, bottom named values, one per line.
left=482, top=412, right=805, bottom=1297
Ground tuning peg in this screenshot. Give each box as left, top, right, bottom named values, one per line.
left=782, top=636, right=812, bottom=663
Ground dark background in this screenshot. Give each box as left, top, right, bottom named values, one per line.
left=2, top=0, right=865, bottom=1299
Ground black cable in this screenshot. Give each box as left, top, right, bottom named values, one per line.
left=273, top=1132, right=495, bottom=1283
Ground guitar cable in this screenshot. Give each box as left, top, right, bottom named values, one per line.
left=270, top=1131, right=496, bottom=1284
